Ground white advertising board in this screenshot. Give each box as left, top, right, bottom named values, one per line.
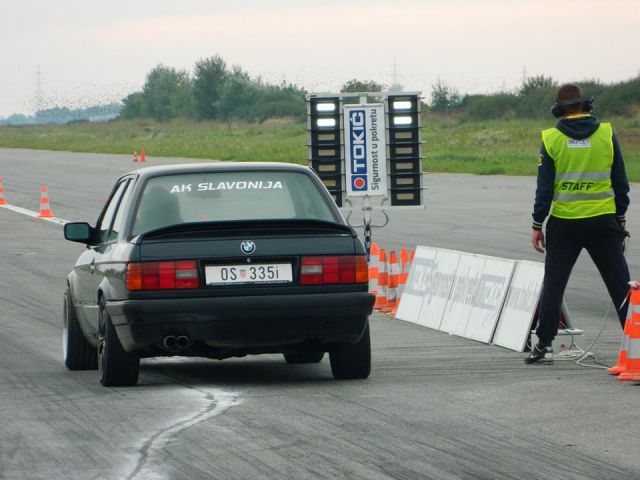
left=416, top=249, right=461, bottom=329
left=343, top=104, right=388, bottom=197
left=492, top=261, right=545, bottom=352
left=395, top=246, right=438, bottom=324
left=463, top=257, right=515, bottom=343
left=440, top=254, right=486, bottom=337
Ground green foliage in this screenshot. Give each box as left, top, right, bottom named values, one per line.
left=192, top=55, right=228, bottom=120
left=459, top=93, right=519, bottom=120
left=430, top=78, right=461, bottom=113
left=519, top=74, right=557, bottom=96
left=595, top=76, right=640, bottom=116
left=341, top=79, right=385, bottom=93
left=122, top=55, right=306, bottom=123
left=458, top=76, right=640, bottom=121
left=121, top=92, right=144, bottom=119
left=142, top=65, right=192, bottom=122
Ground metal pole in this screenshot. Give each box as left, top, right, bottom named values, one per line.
left=363, top=195, right=372, bottom=260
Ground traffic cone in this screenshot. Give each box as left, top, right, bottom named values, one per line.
left=140, top=148, right=146, bottom=163
left=133, top=151, right=139, bottom=162
left=0, top=177, right=7, bottom=205
left=617, top=288, right=640, bottom=381
left=38, top=185, right=54, bottom=218
left=382, top=251, right=400, bottom=314
left=368, top=242, right=380, bottom=296
left=608, top=305, right=632, bottom=375
left=374, top=249, right=388, bottom=311
left=394, top=248, right=411, bottom=316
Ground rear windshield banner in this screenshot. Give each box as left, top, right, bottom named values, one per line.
left=343, top=104, right=388, bottom=197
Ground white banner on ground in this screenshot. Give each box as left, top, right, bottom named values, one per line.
left=492, top=261, right=544, bottom=352
left=417, top=249, right=461, bottom=330
left=395, top=246, right=438, bottom=324
left=440, top=254, right=486, bottom=336
left=395, top=246, right=521, bottom=347
left=463, top=257, right=515, bottom=343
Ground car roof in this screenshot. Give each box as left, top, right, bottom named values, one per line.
left=125, top=162, right=313, bottom=180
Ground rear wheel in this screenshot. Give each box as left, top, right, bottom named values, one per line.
left=63, top=288, right=98, bottom=370
left=330, top=320, right=371, bottom=380
left=283, top=352, right=325, bottom=364
left=98, top=301, right=139, bottom=386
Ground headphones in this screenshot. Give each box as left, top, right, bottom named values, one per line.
left=550, top=96, right=594, bottom=118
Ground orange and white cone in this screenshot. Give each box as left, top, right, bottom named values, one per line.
left=394, top=248, right=411, bottom=315
left=368, top=242, right=380, bottom=296
left=133, top=150, right=139, bottom=162
left=617, top=288, right=640, bottom=381
left=38, top=185, right=54, bottom=218
left=608, top=305, right=632, bottom=375
left=374, top=248, right=388, bottom=311
left=140, top=148, right=146, bottom=163
left=382, top=251, right=400, bottom=314
left=0, top=177, right=7, bottom=205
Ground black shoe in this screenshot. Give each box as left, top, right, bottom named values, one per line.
left=525, top=343, right=553, bottom=364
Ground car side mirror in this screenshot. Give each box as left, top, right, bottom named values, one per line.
left=64, top=222, right=94, bottom=244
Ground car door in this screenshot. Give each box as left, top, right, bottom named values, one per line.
left=76, top=179, right=131, bottom=337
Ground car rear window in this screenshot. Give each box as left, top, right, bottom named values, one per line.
left=131, top=170, right=338, bottom=235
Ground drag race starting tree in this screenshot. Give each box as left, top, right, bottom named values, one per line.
left=306, top=92, right=425, bottom=253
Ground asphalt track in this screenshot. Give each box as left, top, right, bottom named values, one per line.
left=1, top=148, right=639, bottom=480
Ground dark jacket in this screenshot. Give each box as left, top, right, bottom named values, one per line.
left=532, top=115, right=630, bottom=229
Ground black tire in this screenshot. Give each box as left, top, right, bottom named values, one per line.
left=98, top=300, right=139, bottom=387
left=329, top=321, right=371, bottom=380
left=283, top=352, right=325, bottom=364
left=63, top=288, right=98, bottom=370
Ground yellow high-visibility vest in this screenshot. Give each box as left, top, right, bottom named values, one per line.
left=542, top=122, right=615, bottom=219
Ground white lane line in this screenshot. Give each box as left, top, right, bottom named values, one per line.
left=0, top=204, right=67, bottom=225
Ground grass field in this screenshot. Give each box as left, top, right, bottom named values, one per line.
left=1, top=115, right=639, bottom=180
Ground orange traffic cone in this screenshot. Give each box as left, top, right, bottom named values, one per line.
left=38, top=185, right=54, bottom=218
left=617, top=288, right=640, bottom=381
left=0, top=177, right=7, bottom=205
left=608, top=305, right=632, bottom=375
left=394, top=248, right=411, bottom=316
left=374, top=249, right=388, bottom=311
left=140, top=148, right=146, bottom=163
left=133, top=151, right=139, bottom=162
left=368, top=243, right=380, bottom=296
left=382, top=251, right=400, bottom=314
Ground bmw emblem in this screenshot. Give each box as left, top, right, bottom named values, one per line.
left=240, top=240, right=256, bottom=255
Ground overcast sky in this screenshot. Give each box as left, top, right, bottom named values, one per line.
left=0, top=0, right=638, bottom=117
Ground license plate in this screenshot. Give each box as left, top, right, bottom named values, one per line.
left=205, top=263, right=292, bottom=285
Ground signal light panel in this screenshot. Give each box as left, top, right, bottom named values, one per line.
left=307, top=97, right=343, bottom=206
left=387, top=94, right=422, bottom=206
left=306, top=92, right=423, bottom=208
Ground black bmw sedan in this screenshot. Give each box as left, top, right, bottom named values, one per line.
left=63, top=162, right=374, bottom=386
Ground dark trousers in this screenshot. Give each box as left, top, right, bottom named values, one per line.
left=536, top=214, right=630, bottom=344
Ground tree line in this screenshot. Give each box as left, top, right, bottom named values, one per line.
left=430, top=74, right=640, bottom=120
left=120, top=56, right=307, bottom=122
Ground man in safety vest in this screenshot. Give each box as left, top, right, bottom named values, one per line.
left=527, top=83, right=630, bottom=364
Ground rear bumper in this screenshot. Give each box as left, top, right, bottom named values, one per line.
left=106, top=292, right=375, bottom=352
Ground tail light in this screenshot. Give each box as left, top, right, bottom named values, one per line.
left=300, top=256, right=368, bottom=285
left=127, top=261, right=199, bottom=291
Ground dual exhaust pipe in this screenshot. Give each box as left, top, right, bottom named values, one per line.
left=162, top=334, right=192, bottom=351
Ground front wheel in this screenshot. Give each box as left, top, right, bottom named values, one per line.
left=98, top=301, right=139, bottom=387
left=329, top=320, right=371, bottom=380
left=63, top=288, right=97, bottom=370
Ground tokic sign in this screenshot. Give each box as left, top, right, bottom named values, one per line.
left=343, top=104, right=388, bottom=197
